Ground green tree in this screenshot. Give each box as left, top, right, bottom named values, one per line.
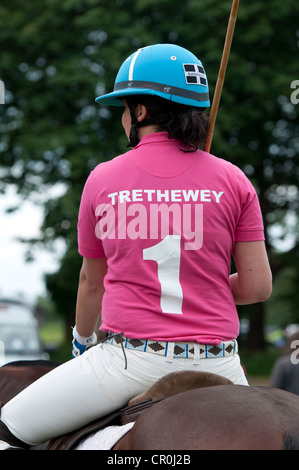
left=1, top=0, right=298, bottom=347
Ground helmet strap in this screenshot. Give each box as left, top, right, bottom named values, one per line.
left=127, top=102, right=140, bottom=148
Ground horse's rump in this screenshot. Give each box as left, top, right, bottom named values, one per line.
left=117, top=385, right=299, bottom=450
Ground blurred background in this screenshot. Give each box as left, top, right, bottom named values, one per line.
left=0, top=0, right=298, bottom=381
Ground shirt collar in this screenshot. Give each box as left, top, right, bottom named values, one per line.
left=134, top=132, right=171, bottom=148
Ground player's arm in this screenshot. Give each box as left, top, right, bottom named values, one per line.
left=75, top=257, right=107, bottom=337
left=230, top=241, right=272, bottom=305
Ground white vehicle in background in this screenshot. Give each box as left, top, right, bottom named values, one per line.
left=0, top=300, right=49, bottom=366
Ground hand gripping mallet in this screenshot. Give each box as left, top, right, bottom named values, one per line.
left=204, top=0, right=240, bottom=153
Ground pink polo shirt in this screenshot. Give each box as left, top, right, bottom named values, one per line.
left=78, top=132, right=264, bottom=344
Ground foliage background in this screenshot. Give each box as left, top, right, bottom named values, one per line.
left=0, top=0, right=298, bottom=354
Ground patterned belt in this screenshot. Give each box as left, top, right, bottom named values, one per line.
left=108, top=335, right=237, bottom=359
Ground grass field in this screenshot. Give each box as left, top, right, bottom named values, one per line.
left=40, top=320, right=65, bottom=346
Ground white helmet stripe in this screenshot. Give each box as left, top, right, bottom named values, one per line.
left=128, top=48, right=144, bottom=81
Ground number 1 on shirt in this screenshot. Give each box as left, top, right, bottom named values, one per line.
left=143, top=235, right=183, bottom=315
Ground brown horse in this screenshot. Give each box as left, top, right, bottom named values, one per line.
left=1, top=360, right=299, bottom=450
left=114, top=385, right=299, bottom=450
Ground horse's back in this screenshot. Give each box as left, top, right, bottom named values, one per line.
left=0, top=360, right=59, bottom=404
left=115, top=385, right=299, bottom=450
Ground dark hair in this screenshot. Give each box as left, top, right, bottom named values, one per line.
left=127, top=95, right=208, bottom=151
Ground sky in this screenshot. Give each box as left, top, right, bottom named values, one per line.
left=0, top=186, right=62, bottom=303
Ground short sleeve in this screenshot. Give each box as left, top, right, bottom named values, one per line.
left=234, top=175, right=265, bottom=242
left=77, top=171, right=106, bottom=258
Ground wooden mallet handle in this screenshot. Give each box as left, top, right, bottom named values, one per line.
left=204, top=0, right=240, bottom=153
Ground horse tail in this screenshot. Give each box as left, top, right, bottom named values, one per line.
left=283, top=434, right=299, bottom=450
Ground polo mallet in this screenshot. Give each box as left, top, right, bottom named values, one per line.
left=204, top=0, right=240, bottom=153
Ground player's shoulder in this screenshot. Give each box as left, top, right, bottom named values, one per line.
left=202, top=151, right=246, bottom=177
left=90, top=149, right=132, bottom=177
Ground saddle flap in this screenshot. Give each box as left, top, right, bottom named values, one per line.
left=46, top=411, right=121, bottom=450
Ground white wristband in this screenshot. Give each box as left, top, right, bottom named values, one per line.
left=72, top=325, right=97, bottom=346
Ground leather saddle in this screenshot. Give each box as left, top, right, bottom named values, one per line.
left=46, top=370, right=232, bottom=450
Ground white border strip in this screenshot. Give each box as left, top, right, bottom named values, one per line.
left=128, top=48, right=144, bottom=81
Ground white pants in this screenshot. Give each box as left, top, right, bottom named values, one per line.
left=1, top=342, right=248, bottom=445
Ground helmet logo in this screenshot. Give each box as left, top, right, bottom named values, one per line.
left=163, top=86, right=171, bottom=93
left=183, top=64, right=208, bottom=87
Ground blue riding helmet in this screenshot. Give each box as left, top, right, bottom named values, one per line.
left=96, top=44, right=210, bottom=108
